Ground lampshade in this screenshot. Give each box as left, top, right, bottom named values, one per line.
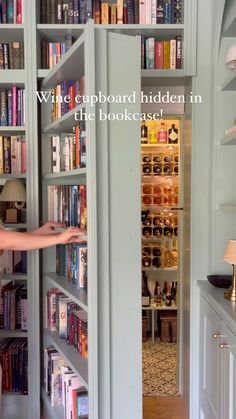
left=223, top=240, right=236, bottom=264
left=0, top=180, right=26, bottom=202
left=226, top=44, right=236, bottom=69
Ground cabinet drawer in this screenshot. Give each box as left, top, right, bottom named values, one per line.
left=200, top=296, right=224, bottom=419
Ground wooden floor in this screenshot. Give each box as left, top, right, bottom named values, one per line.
left=143, top=396, right=188, bottom=419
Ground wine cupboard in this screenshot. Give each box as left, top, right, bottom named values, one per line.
left=141, top=118, right=181, bottom=397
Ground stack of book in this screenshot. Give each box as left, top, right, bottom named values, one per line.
left=56, top=243, right=87, bottom=290
left=40, top=0, right=183, bottom=24
left=0, top=281, right=27, bottom=330
left=0, top=42, right=24, bottom=69
left=51, top=124, right=86, bottom=173
left=44, top=346, right=88, bottom=417
left=0, top=135, right=26, bottom=174
left=0, top=250, right=27, bottom=274
left=0, top=87, right=25, bottom=126
left=0, top=337, right=28, bottom=394
left=41, top=35, right=74, bottom=69
left=141, top=36, right=182, bottom=69
left=47, top=184, right=87, bottom=229
left=50, top=78, right=85, bottom=123
left=0, top=0, right=23, bottom=24
left=47, top=288, right=88, bottom=358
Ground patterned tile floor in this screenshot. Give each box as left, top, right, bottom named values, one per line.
left=143, top=340, right=178, bottom=397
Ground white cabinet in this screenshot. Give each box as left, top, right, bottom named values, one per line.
left=199, top=296, right=224, bottom=419
left=199, top=288, right=236, bottom=419
left=223, top=325, right=236, bottom=419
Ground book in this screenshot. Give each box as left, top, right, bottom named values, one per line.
left=156, top=0, right=164, bottom=23
left=117, top=0, right=123, bottom=23
left=170, top=39, right=176, bottom=69
left=163, top=40, right=170, bottom=69
left=155, top=41, right=164, bottom=69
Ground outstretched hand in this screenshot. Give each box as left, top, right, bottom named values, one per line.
left=58, top=226, right=87, bottom=244
left=30, top=221, right=65, bottom=235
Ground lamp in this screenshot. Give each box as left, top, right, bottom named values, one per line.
left=223, top=240, right=236, bottom=301
left=226, top=44, right=236, bottom=70
left=0, top=179, right=26, bottom=223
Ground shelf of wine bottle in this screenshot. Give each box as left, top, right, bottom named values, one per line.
left=142, top=267, right=178, bottom=271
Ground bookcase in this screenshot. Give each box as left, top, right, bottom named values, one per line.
left=1, top=1, right=197, bottom=418
left=0, top=3, right=41, bottom=419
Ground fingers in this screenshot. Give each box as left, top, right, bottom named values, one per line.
left=46, top=221, right=65, bottom=228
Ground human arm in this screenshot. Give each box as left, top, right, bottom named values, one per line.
left=0, top=226, right=85, bottom=251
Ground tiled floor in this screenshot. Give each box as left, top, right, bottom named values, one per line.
left=143, top=396, right=188, bottom=419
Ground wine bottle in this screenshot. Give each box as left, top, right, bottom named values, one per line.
left=154, top=281, right=160, bottom=302
left=164, top=241, right=173, bottom=267
left=171, top=239, right=178, bottom=267
left=168, top=123, right=178, bottom=144
left=171, top=280, right=176, bottom=299
left=149, top=127, right=158, bottom=144
left=142, top=272, right=151, bottom=307
left=142, top=163, right=152, bottom=175
left=158, top=121, right=168, bottom=144
left=142, top=256, right=151, bottom=268
left=162, top=280, right=168, bottom=301
left=152, top=257, right=161, bottom=268
left=141, top=120, right=148, bottom=144
left=165, top=284, right=172, bottom=306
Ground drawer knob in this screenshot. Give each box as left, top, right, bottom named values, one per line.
left=212, top=333, right=223, bottom=339
left=219, top=342, right=229, bottom=349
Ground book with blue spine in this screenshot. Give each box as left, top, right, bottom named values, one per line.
left=7, top=0, right=14, bottom=23
left=164, top=0, right=171, bottom=23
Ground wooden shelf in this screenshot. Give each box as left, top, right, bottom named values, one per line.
left=141, top=143, right=179, bottom=148
left=37, top=24, right=85, bottom=41
left=43, top=103, right=84, bottom=133
left=0, top=330, right=28, bottom=338
left=0, top=173, right=26, bottom=179
left=42, top=33, right=84, bottom=89
left=142, top=304, right=178, bottom=310
left=142, top=267, right=178, bottom=272
left=43, top=168, right=86, bottom=183
left=94, top=23, right=184, bottom=38
left=45, top=272, right=88, bottom=311
left=221, top=130, right=236, bottom=145
left=0, top=273, right=27, bottom=281
left=44, top=329, right=88, bottom=389
left=141, top=69, right=186, bottom=86
left=3, top=223, right=27, bottom=229
left=0, top=393, right=28, bottom=419
left=219, top=204, right=236, bottom=212
left=142, top=237, right=178, bottom=242
left=222, top=16, right=236, bottom=37
left=0, top=126, right=25, bottom=135
left=41, top=388, right=64, bottom=419
left=0, top=70, right=25, bottom=85
left=221, top=73, right=236, bottom=91
left=0, top=24, right=24, bottom=42
left=38, top=69, right=50, bottom=79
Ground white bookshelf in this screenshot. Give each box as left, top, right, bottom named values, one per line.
left=43, top=103, right=84, bottom=134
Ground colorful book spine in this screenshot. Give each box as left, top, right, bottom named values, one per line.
left=163, top=40, right=170, bottom=69
left=176, top=35, right=182, bottom=68
left=155, top=41, right=164, bottom=69
left=117, top=0, right=124, bottom=23
left=156, top=0, right=164, bottom=23
left=170, top=39, right=176, bottom=69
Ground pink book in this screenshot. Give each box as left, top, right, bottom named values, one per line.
left=145, top=0, right=151, bottom=24
left=139, top=0, right=146, bottom=24
left=155, top=41, right=164, bottom=69
left=17, top=0, right=22, bottom=24
left=12, top=86, right=17, bottom=126
left=21, top=137, right=26, bottom=173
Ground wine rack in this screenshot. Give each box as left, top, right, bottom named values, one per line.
left=141, top=118, right=180, bottom=271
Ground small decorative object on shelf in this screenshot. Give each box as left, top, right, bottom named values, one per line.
left=226, top=44, right=236, bottom=71
left=0, top=179, right=26, bottom=223
left=223, top=240, right=236, bottom=301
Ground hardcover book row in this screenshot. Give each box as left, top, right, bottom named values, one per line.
left=141, top=36, right=182, bottom=69
left=47, top=287, right=88, bottom=358
left=48, top=185, right=87, bottom=229
left=0, top=42, right=24, bottom=70
left=0, top=0, right=23, bottom=24
left=51, top=124, right=86, bottom=173
left=44, top=346, right=88, bottom=417
left=41, top=35, right=74, bottom=70
left=40, top=0, right=183, bottom=25
left=0, top=135, right=26, bottom=174
left=0, top=281, right=27, bottom=331
left=0, top=87, right=25, bottom=127
left=0, top=337, right=28, bottom=394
